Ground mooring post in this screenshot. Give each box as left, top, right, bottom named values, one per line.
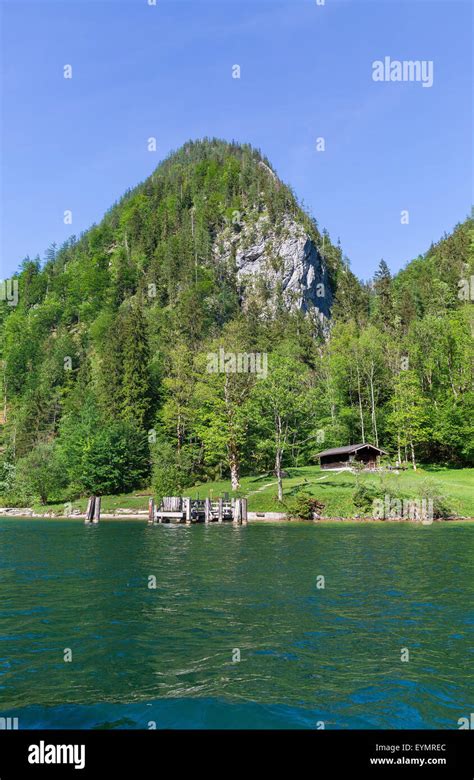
left=218, top=498, right=223, bottom=523
left=183, top=497, right=191, bottom=524
left=93, top=496, right=101, bottom=523
left=234, top=498, right=242, bottom=525
left=85, top=496, right=95, bottom=524
left=148, top=498, right=155, bottom=524
left=204, top=498, right=211, bottom=524
left=242, top=498, right=248, bottom=525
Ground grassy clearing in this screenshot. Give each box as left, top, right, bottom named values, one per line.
left=188, top=465, right=474, bottom=517
left=205, top=466, right=474, bottom=517
left=29, top=492, right=151, bottom=515
left=22, top=465, right=474, bottom=518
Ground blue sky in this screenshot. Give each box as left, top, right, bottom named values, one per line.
left=1, top=0, right=472, bottom=281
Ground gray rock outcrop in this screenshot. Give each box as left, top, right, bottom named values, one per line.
left=215, top=214, right=332, bottom=320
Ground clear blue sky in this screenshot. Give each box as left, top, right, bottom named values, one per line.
left=1, top=0, right=472, bottom=281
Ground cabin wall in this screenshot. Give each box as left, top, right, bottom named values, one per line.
left=355, top=451, right=372, bottom=463
left=355, top=449, right=379, bottom=468
left=320, top=456, right=350, bottom=470
left=320, top=450, right=381, bottom=470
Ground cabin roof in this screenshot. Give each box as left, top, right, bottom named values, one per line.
left=315, top=443, right=388, bottom=458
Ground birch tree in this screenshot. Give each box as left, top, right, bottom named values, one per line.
left=388, top=370, right=430, bottom=470
left=248, top=353, right=313, bottom=501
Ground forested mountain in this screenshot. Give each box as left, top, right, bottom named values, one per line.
left=0, top=139, right=472, bottom=504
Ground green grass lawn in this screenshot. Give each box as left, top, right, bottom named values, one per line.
left=29, top=492, right=151, bottom=515
left=28, top=465, right=474, bottom=518
left=187, top=465, right=473, bottom=517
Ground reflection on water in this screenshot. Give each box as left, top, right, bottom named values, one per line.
left=0, top=520, right=472, bottom=729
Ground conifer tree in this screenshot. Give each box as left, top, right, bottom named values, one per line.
left=373, top=259, right=393, bottom=330
left=120, top=302, right=152, bottom=430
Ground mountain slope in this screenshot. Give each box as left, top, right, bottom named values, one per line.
left=0, top=139, right=342, bottom=470
left=0, top=140, right=472, bottom=507
left=57, top=137, right=338, bottom=326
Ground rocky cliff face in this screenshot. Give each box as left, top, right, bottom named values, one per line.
left=215, top=214, right=332, bottom=321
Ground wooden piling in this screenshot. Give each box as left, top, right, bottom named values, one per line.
left=218, top=498, right=223, bottom=523
left=241, top=498, right=248, bottom=525
left=204, top=498, right=211, bottom=524
left=234, top=498, right=242, bottom=525
left=148, top=498, right=155, bottom=524
left=85, top=496, right=95, bottom=524
left=183, top=497, right=191, bottom=524
left=93, top=496, right=101, bottom=523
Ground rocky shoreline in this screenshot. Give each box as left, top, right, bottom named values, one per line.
left=0, top=507, right=471, bottom=522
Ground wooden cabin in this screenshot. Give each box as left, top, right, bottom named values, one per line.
left=315, top=443, right=388, bottom=470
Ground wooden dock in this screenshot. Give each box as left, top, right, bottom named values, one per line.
left=148, top=496, right=248, bottom=525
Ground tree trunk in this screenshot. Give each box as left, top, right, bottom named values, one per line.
left=369, top=363, right=379, bottom=447
left=2, top=360, right=7, bottom=424
left=229, top=447, right=240, bottom=491
left=275, top=448, right=283, bottom=502
left=410, top=439, right=417, bottom=471
left=356, top=363, right=365, bottom=443
left=224, top=375, right=241, bottom=490
left=274, top=412, right=285, bottom=502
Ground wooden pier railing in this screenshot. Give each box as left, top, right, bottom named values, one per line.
left=149, top=496, right=248, bottom=525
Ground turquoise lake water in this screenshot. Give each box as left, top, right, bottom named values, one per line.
left=0, top=520, right=472, bottom=729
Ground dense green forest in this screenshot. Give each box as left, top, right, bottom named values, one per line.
left=0, top=139, right=472, bottom=505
